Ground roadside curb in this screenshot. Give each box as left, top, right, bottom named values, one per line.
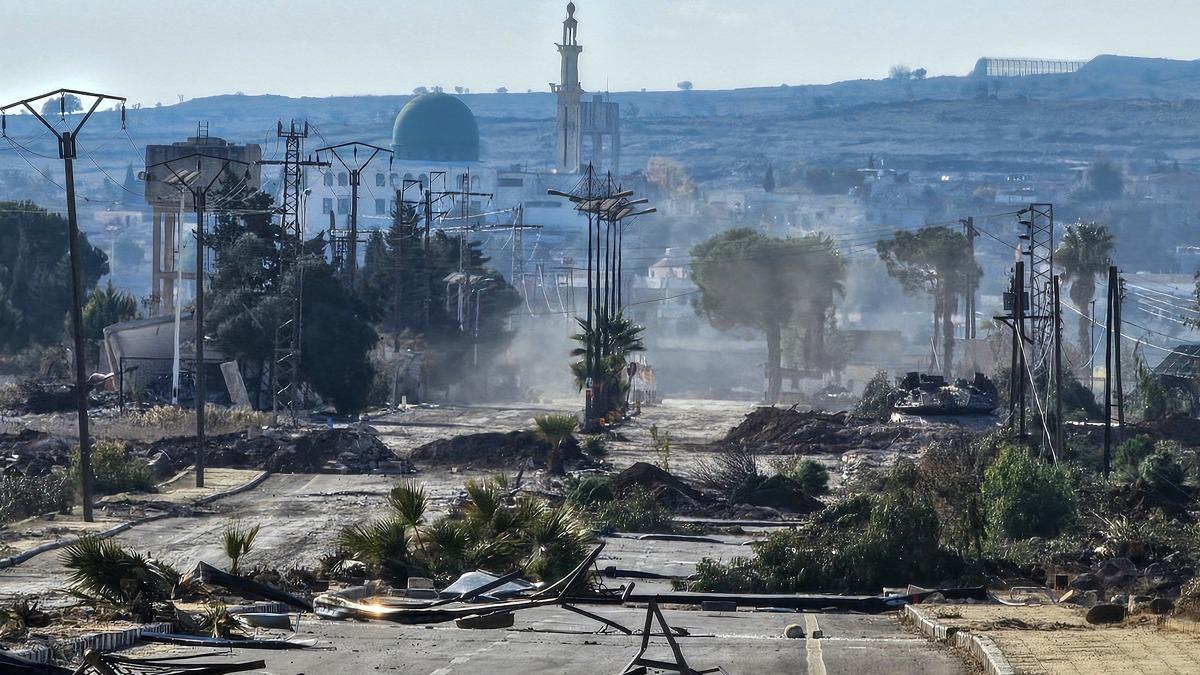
left=901, top=604, right=1015, bottom=675
left=7, top=599, right=294, bottom=665
left=0, top=470, right=271, bottom=570
left=6, top=621, right=174, bottom=665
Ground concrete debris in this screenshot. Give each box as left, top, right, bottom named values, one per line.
left=719, top=406, right=965, bottom=456
left=145, top=427, right=407, bottom=476
left=180, top=561, right=314, bottom=612
left=1084, top=603, right=1126, bottom=624
left=408, top=430, right=587, bottom=468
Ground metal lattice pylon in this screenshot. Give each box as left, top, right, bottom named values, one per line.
left=1020, top=203, right=1055, bottom=374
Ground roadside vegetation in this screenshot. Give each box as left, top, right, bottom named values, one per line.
left=334, top=476, right=590, bottom=585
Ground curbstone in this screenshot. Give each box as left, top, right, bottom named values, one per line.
left=902, top=605, right=1015, bottom=675
left=6, top=621, right=173, bottom=665
left=0, top=471, right=271, bottom=571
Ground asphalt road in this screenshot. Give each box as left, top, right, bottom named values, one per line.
left=128, top=605, right=967, bottom=675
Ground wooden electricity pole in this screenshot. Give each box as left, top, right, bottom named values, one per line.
left=1, top=89, right=127, bottom=522
left=1053, top=274, right=1064, bottom=461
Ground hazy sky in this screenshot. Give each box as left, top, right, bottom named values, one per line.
left=2, top=0, right=1198, bottom=106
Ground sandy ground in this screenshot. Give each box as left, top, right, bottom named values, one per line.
left=923, top=603, right=1200, bottom=674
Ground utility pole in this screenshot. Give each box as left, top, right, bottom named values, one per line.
left=147, top=152, right=254, bottom=488
left=1015, top=261, right=1027, bottom=444
left=259, top=121, right=327, bottom=419
left=314, top=141, right=392, bottom=287
left=2, top=89, right=127, bottom=522
left=961, top=217, right=978, bottom=339
left=1053, top=274, right=1063, bottom=462
left=1113, top=267, right=1125, bottom=437
left=547, top=165, right=654, bottom=427
left=1103, top=268, right=1114, bottom=477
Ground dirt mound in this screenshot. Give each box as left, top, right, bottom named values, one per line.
left=1151, top=416, right=1200, bottom=447
left=611, top=462, right=706, bottom=506
left=143, top=427, right=402, bottom=475
left=0, top=429, right=71, bottom=476
left=721, top=406, right=961, bottom=455
left=408, top=430, right=584, bottom=468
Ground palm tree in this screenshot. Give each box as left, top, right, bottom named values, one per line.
left=570, top=311, right=644, bottom=418
left=1057, top=221, right=1114, bottom=349
left=534, top=413, right=578, bottom=474
left=221, top=522, right=261, bottom=576
left=389, top=480, right=428, bottom=556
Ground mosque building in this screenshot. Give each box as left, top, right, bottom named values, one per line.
left=302, top=2, right=626, bottom=273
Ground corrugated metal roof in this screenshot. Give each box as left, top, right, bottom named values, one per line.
left=1153, top=344, right=1200, bottom=379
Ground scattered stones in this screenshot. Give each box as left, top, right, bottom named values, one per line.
left=1069, top=573, right=1101, bottom=592
left=1098, top=557, right=1137, bottom=589
left=1149, top=597, right=1176, bottom=614
left=1085, top=603, right=1126, bottom=625
left=784, top=623, right=805, bottom=639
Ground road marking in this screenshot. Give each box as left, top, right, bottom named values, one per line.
left=805, top=613, right=827, bottom=675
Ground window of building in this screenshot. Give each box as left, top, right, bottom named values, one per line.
left=375, top=173, right=385, bottom=187
left=322, top=198, right=333, bottom=214
left=389, top=173, right=398, bottom=186
left=337, top=198, right=349, bottom=215
left=323, top=173, right=334, bottom=187
left=375, top=198, right=385, bottom=215
left=498, top=177, right=523, bottom=188
left=338, top=172, right=348, bottom=187
left=471, top=175, right=481, bottom=190
left=418, top=173, right=428, bottom=188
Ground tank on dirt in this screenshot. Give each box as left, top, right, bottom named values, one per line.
left=890, top=371, right=997, bottom=416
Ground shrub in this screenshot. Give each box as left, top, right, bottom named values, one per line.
left=853, top=371, right=895, bottom=421
left=60, top=536, right=177, bottom=619
left=981, top=445, right=1076, bottom=539
left=568, top=476, right=614, bottom=505
left=730, top=474, right=815, bottom=511
left=772, top=458, right=829, bottom=496
left=1115, top=435, right=1154, bottom=480
left=1139, top=443, right=1188, bottom=501
left=221, top=522, right=261, bottom=576
left=0, top=472, right=73, bottom=526
left=336, top=518, right=411, bottom=585
left=692, top=446, right=759, bottom=495
left=683, top=481, right=957, bottom=594
left=591, top=487, right=674, bottom=534
left=74, top=440, right=155, bottom=495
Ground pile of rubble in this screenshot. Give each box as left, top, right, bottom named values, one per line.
left=610, top=461, right=706, bottom=508
left=143, top=427, right=407, bottom=475
left=720, top=406, right=966, bottom=455
left=1, top=427, right=407, bottom=478
left=0, top=429, right=71, bottom=475
left=0, top=378, right=116, bottom=415
left=408, top=430, right=588, bottom=469
left=1056, top=550, right=1194, bottom=619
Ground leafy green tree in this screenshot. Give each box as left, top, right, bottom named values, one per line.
left=1057, top=221, right=1114, bottom=348
left=1087, top=157, right=1124, bottom=200
left=206, top=190, right=378, bottom=414
left=0, top=202, right=108, bottom=352
left=876, top=226, right=979, bottom=379
left=357, top=208, right=519, bottom=393
left=692, top=229, right=845, bottom=403
left=981, top=444, right=1076, bottom=539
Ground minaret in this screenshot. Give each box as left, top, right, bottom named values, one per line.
left=553, top=2, right=583, bottom=173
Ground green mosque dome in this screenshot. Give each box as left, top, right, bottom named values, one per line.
left=391, top=92, right=480, bottom=162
